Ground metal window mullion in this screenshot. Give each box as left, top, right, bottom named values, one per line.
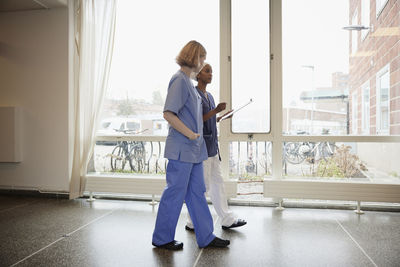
left=219, top=0, right=231, bottom=180
left=270, top=0, right=283, bottom=180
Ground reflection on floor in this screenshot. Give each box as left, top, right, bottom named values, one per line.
left=1, top=194, right=399, bottom=267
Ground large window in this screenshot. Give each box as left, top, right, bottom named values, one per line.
left=99, top=0, right=220, bottom=137
left=91, top=0, right=400, bottom=204
left=93, top=0, right=219, bottom=174
left=231, top=0, right=270, bottom=133
left=283, top=0, right=350, bottom=136
left=282, top=0, right=400, bottom=184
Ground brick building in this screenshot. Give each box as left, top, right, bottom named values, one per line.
left=285, top=72, right=349, bottom=135
left=348, top=0, right=400, bottom=135
left=301, top=72, right=349, bottom=113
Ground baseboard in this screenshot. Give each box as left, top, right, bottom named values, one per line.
left=0, top=188, right=69, bottom=199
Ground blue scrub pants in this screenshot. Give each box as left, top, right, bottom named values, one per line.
left=152, top=159, right=215, bottom=248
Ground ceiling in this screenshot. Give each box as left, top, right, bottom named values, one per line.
left=0, top=0, right=67, bottom=12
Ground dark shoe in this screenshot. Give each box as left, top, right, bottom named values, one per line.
left=222, top=219, right=247, bottom=230
left=152, top=240, right=183, bottom=250
left=185, top=225, right=194, bottom=231
left=205, top=237, right=230, bottom=248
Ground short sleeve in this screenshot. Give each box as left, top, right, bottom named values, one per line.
left=163, top=76, right=189, bottom=115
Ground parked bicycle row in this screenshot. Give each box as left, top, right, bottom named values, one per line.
left=104, top=139, right=337, bottom=174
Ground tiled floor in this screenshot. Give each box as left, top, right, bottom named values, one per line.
left=0, top=194, right=399, bottom=267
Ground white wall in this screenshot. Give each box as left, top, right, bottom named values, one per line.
left=0, top=8, right=70, bottom=191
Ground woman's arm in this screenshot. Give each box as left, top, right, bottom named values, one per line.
left=217, top=110, right=233, bottom=122
left=203, top=102, right=226, bottom=122
left=163, top=111, right=199, bottom=140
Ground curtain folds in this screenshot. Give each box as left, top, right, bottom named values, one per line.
left=69, top=0, right=117, bottom=199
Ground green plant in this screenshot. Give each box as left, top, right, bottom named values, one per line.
left=237, top=172, right=266, bottom=181
left=317, top=144, right=365, bottom=178
left=317, top=157, right=344, bottom=178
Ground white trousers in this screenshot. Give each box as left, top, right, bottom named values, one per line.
left=187, top=155, right=237, bottom=227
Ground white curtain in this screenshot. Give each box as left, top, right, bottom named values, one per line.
left=70, top=0, right=117, bottom=199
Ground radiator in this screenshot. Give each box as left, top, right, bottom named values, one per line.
left=264, top=179, right=400, bottom=203
left=85, top=174, right=237, bottom=198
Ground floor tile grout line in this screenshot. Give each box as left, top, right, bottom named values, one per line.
left=9, top=210, right=115, bottom=267
left=0, top=200, right=40, bottom=214
left=193, top=217, right=220, bottom=267
left=335, top=218, right=378, bottom=267
left=64, top=210, right=114, bottom=237
left=9, top=236, right=65, bottom=267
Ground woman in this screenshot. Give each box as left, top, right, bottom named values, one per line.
left=185, top=63, right=247, bottom=231
left=152, top=41, right=230, bottom=250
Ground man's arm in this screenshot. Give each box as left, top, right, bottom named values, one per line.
left=163, top=111, right=199, bottom=140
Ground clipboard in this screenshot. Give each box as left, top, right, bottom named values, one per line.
left=219, top=99, right=253, bottom=121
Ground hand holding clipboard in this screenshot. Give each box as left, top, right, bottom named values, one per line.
left=218, top=99, right=254, bottom=122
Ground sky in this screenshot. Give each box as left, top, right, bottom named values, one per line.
left=282, top=0, right=349, bottom=107
left=106, top=0, right=350, bottom=132
left=107, top=0, right=220, bottom=102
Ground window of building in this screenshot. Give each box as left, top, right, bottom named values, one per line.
left=351, top=10, right=358, bottom=54
left=352, top=91, right=358, bottom=134
left=376, top=0, right=389, bottom=17
left=361, top=81, right=370, bottom=134
left=376, top=65, right=390, bottom=135
left=361, top=0, right=370, bottom=40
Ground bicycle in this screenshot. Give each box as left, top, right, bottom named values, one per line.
left=110, top=129, right=147, bottom=172
left=284, top=141, right=335, bottom=165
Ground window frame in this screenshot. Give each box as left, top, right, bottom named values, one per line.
left=230, top=0, right=271, bottom=134
left=352, top=91, right=359, bottom=134
left=351, top=9, right=358, bottom=55
left=92, top=0, right=400, bottom=204
left=361, top=81, right=370, bottom=134
left=220, top=0, right=400, bottom=179
left=376, top=64, right=390, bottom=135
left=376, top=0, right=389, bottom=18
left=219, top=0, right=282, bottom=180
left=361, top=0, right=370, bottom=40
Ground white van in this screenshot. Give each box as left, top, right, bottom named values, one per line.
left=97, top=117, right=142, bottom=145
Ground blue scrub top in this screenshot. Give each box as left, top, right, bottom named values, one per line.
left=196, top=88, right=219, bottom=158
left=163, top=70, right=208, bottom=163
